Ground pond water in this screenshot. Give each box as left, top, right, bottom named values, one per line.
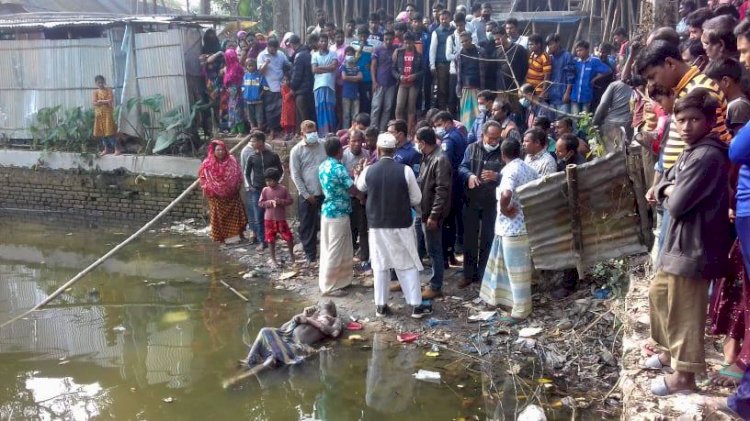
left=0, top=217, right=500, bottom=421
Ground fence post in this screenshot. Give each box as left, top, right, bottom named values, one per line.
left=565, top=164, right=585, bottom=278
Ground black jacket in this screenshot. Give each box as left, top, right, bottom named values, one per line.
left=245, top=149, right=283, bottom=191
left=392, top=48, right=424, bottom=86
left=494, top=43, right=528, bottom=91
left=458, top=142, right=503, bottom=206
left=290, top=45, right=314, bottom=96
left=656, top=134, right=730, bottom=279
left=418, top=147, right=452, bottom=222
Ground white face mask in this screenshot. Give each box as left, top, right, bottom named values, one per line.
left=483, top=142, right=499, bottom=152
left=478, top=104, right=488, bottom=113
left=346, top=55, right=356, bottom=63
left=435, top=127, right=446, bottom=137
left=305, top=132, right=319, bottom=144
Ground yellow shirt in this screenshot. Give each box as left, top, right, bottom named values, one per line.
left=526, top=52, right=552, bottom=95
left=662, top=66, right=730, bottom=170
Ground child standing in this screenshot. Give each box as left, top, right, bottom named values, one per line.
left=259, top=168, right=295, bottom=267
left=93, top=75, right=117, bottom=156
left=280, top=75, right=296, bottom=140
left=705, top=58, right=750, bottom=136
left=340, top=46, right=362, bottom=130
left=242, top=59, right=267, bottom=132
left=570, top=41, right=613, bottom=114
left=648, top=88, right=730, bottom=396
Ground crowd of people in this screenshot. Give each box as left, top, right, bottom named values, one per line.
left=194, top=0, right=750, bottom=410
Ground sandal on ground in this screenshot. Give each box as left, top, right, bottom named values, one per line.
left=709, top=364, right=744, bottom=386
left=643, top=342, right=663, bottom=356
left=644, top=354, right=674, bottom=372
left=650, top=376, right=697, bottom=397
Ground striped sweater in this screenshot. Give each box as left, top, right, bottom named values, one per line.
left=662, top=66, right=731, bottom=170
left=526, top=51, right=552, bottom=95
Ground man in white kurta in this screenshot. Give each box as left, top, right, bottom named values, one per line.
left=356, top=133, right=431, bottom=319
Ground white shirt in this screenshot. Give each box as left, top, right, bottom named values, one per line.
left=496, top=158, right=539, bottom=236
left=311, top=49, right=338, bottom=91
left=257, top=49, right=289, bottom=92
left=524, top=149, right=557, bottom=176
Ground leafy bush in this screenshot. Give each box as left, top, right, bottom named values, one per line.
left=29, top=106, right=94, bottom=152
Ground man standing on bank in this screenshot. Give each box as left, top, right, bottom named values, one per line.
left=356, top=133, right=433, bottom=319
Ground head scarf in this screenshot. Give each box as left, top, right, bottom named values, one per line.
left=202, top=29, right=221, bottom=55
left=223, top=48, right=244, bottom=87
left=237, top=30, right=247, bottom=40
left=198, top=140, right=243, bottom=198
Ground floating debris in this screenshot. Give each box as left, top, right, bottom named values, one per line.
left=162, top=311, right=189, bottom=324
left=468, top=311, right=496, bottom=322
left=279, top=271, right=298, bottom=281
left=346, top=321, right=363, bottom=331
left=413, top=369, right=441, bottom=383
left=112, top=326, right=126, bottom=332
left=425, top=351, right=440, bottom=357
left=517, top=404, right=546, bottom=421
left=162, top=397, right=175, bottom=403
left=397, top=332, right=420, bottom=343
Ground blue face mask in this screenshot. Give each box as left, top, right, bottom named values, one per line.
left=519, top=97, right=531, bottom=108
left=305, top=132, right=319, bottom=144
left=435, top=127, right=446, bottom=137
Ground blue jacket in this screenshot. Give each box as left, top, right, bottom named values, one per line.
left=730, top=123, right=750, bottom=217
left=441, top=127, right=467, bottom=170
left=548, top=50, right=575, bottom=105
left=394, top=141, right=422, bottom=176
left=571, top=56, right=611, bottom=104
left=242, top=71, right=266, bottom=102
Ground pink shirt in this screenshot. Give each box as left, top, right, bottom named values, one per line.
left=259, top=185, right=293, bottom=221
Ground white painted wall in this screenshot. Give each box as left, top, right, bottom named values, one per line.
left=0, top=150, right=200, bottom=178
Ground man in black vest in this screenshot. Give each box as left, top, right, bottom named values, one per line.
left=355, top=133, right=433, bottom=319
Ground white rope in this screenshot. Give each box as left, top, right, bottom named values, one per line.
left=0, top=135, right=252, bottom=330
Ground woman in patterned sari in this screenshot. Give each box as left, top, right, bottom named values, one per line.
left=198, top=139, right=248, bottom=243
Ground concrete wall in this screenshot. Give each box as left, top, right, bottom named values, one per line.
left=0, top=150, right=204, bottom=221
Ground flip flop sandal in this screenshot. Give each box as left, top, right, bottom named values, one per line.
left=711, top=365, right=744, bottom=385
left=322, top=289, right=348, bottom=297
left=644, top=354, right=674, bottom=372
left=497, top=315, right=523, bottom=325
left=650, top=377, right=697, bottom=397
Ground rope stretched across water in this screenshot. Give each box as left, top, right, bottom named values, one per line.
left=0, top=135, right=251, bottom=330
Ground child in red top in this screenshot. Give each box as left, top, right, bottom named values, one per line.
left=258, top=167, right=294, bottom=267
left=280, top=75, right=296, bottom=140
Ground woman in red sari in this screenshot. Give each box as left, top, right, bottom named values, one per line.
left=199, top=140, right=248, bottom=243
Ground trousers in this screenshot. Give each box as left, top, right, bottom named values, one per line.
left=298, top=194, right=323, bottom=261
left=374, top=268, right=421, bottom=306
left=463, top=200, right=497, bottom=282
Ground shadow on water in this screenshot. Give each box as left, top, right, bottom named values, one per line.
left=0, top=216, right=523, bottom=420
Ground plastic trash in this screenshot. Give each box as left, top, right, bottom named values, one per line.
left=518, top=404, right=546, bottom=421
left=397, top=332, right=420, bottom=343
left=518, top=327, right=543, bottom=338
left=594, top=287, right=611, bottom=299
left=468, top=311, right=497, bottom=322
left=346, top=321, right=363, bottom=331
left=425, top=317, right=451, bottom=328
left=413, top=369, right=441, bottom=383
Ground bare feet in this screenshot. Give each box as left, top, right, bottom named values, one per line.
left=267, top=258, right=279, bottom=269
left=643, top=342, right=663, bottom=356
left=724, top=337, right=741, bottom=365
left=113, top=149, right=123, bottom=156
left=99, top=150, right=110, bottom=156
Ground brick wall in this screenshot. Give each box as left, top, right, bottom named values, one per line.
left=0, top=166, right=205, bottom=221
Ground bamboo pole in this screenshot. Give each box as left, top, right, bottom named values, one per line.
left=566, top=164, right=585, bottom=279
left=0, top=136, right=253, bottom=330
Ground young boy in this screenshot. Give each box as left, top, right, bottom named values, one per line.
left=570, top=40, right=613, bottom=114
left=340, top=46, right=362, bottom=129
left=648, top=88, right=730, bottom=396
left=242, top=59, right=267, bottom=131
left=258, top=168, right=295, bottom=267
left=705, top=57, right=750, bottom=135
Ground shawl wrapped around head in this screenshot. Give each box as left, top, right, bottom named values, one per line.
left=223, top=48, right=244, bottom=87
left=198, top=140, right=243, bottom=198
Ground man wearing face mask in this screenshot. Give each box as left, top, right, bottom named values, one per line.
left=469, top=2, right=493, bottom=45
left=458, top=120, right=504, bottom=288
left=555, top=133, right=586, bottom=171
left=467, top=90, right=496, bottom=144
left=434, top=112, right=467, bottom=270
left=290, top=120, right=328, bottom=266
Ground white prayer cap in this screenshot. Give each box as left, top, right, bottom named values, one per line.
left=376, top=133, right=397, bottom=149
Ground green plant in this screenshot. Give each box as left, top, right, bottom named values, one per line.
left=591, top=259, right=629, bottom=298
left=153, top=101, right=210, bottom=155
left=115, top=94, right=164, bottom=152
left=29, top=106, right=94, bottom=152
left=576, top=112, right=605, bottom=158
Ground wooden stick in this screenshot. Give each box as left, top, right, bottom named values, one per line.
left=0, top=136, right=253, bottom=330
left=566, top=164, right=585, bottom=279
left=220, top=279, right=250, bottom=302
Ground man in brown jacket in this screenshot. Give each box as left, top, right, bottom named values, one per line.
left=415, top=127, right=453, bottom=299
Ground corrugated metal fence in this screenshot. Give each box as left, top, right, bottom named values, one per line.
left=0, top=38, right=114, bottom=139
left=517, top=151, right=647, bottom=270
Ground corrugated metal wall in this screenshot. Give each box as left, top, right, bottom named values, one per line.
left=517, top=151, right=647, bottom=270
left=134, top=29, right=190, bottom=116
left=0, top=38, right=116, bottom=139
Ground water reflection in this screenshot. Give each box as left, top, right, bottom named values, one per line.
left=365, top=333, right=418, bottom=414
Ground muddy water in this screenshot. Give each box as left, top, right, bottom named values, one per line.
left=0, top=218, right=496, bottom=420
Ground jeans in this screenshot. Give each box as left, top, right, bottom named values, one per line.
left=415, top=217, right=426, bottom=259
left=371, top=84, right=397, bottom=131
left=448, top=73, right=458, bottom=114
left=423, top=221, right=444, bottom=291
left=359, top=82, right=372, bottom=114
left=737, top=216, right=750, bottom=274
left=351, top=198, right=369, bottom=261
left=245, top=189, right=265, bottom=244
left=463, top=200, right=497, bottom=282
left=298, top=194, right=323, bottom=261
left=442, top=193, right=463, bottom=259
left=244, top=101, right=264, bottom=130
left=342, top=97, right=359, bottom=129
left=434, top=64, right=450, bottom=110
left=658, top=210, right=671, bottom=257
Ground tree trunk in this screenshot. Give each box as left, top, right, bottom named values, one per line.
left=200, top=0, right=211, bottom=14
left=274, top=0, right=292, bottom=35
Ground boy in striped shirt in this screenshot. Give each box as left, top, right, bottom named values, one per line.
left=526, top=34, right=552, bottom=98
left=636, top=40, right=730, bottom=171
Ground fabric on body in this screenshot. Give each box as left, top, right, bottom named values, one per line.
left=319, top=216, right=354, bottom=293
left=481, top=234, right=534, bottom=318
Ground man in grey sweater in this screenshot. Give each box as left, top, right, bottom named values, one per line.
left=290, top=121, right=328, bottom=264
